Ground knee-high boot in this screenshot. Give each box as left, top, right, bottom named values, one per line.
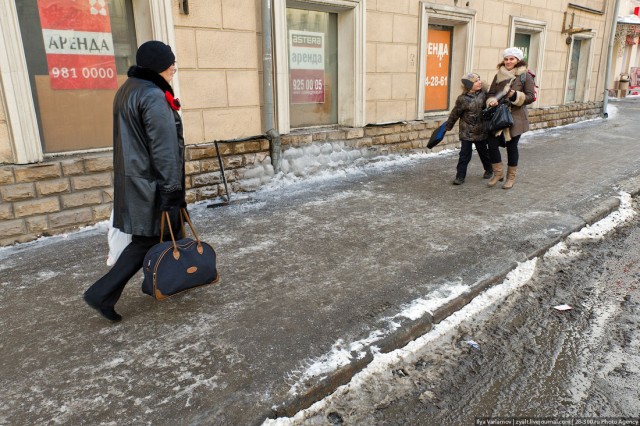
left=502, top=166, right=517, bottom=189
left=487, top=163, right=503, bottom=187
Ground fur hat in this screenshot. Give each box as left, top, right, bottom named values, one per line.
left=461, top=72, right=481, bottom=90
left=502, top=47, right=524, bottom=60
left=136, top=41, right=175, bottom=73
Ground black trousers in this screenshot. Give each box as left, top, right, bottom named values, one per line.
left=85, top=213, right=183, bottom=309
left=488, top=134, right=521, bottom=167
left=456, top=139, right=492, bottom=179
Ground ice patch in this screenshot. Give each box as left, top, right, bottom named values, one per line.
left=394, top=282, right=468, bottom=321
left=236, top=240, right=278, bottom=256
left=104, top=358, right=125, bottom=369
left=36, top=270, right=60, bottom=280
left=302, top=190, right=374, bottom=207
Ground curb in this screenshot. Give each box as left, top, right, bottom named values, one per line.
left=266, top=187, right=640, bottom=423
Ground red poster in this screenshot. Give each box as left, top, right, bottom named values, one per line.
left=424, top=28, right=451, bottom=112
left=289, top=30, right=325, bottom=104
left=37, top=0, right=117, bottom=90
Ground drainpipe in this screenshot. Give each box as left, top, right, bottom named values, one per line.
left=262, top=0, right=281, bottom=172
left=603, top=0, right=622, bottom=118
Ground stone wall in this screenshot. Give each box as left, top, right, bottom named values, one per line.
left=0, top=101, right=603, bottom=246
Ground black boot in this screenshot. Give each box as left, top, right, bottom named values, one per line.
left=83, top=293, right=122, bottom=322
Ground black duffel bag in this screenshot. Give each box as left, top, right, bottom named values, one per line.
left=142, top=209, right=219, bottom=300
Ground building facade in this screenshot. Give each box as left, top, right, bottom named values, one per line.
left=611, top=0, right=640, bottom=96
left=0, top=0, right=616, bottom=245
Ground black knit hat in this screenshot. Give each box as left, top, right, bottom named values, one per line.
left=136, top=41, right=175, bottom=73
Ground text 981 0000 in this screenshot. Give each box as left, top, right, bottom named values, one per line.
left=50, top=67, right=116, bottom=80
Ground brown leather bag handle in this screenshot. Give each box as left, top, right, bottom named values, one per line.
left=159, top=208, right=204, bottom=260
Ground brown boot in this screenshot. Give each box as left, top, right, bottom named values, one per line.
left=502, top=166, right=517, bottom=189
left=487, top=163, right=503, bottom=187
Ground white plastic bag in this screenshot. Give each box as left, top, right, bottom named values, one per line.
left=107, top=210, right=132, bottom=266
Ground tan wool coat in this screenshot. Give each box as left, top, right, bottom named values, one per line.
left=486, top=65, right=536, bottom=140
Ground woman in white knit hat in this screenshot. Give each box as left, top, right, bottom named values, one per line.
left=485, top=47, right=536, bottom=189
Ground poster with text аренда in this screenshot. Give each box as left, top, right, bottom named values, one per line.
left=424, top=27, right=451, bottom=112
left=37, top=0, right=117, bottom=90
left=289, top=30, right=325, bottom=104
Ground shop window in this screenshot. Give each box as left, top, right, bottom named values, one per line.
left=417, top=3, right=475, bottom=118
left=274, top=0, right=365, bottom=133
left=287, top=8, right=338, bottom=127
left=2, top=1, right=174, bottom=163
left=16, top=0, right=137, bottom=153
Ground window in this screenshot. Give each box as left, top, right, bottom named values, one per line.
left=0, top=0, right=174, bottom=163
left=16, top=0, right=137, bottom=153
left=514, top=33, right=531, bottom=62
left=417, top=3, right=475, bottom=119
left=274, top=0, right=365, bottom=132
left=566, top=35, right=594, bottom=103
left=509, top=17, right=547, bottom=106
left=287, top=8, right=338, bottom=127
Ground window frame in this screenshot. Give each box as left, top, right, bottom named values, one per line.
left=417, top=2, right=476, bottom=120
left=508, top=17, right=547, bottom=107
left=0, top=0, right=177, bottom=163
left=273, top=0, right=365, bottom=133
left=564, top=31, right=596, bottom=103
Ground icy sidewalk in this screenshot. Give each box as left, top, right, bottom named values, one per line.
left=2, top=100, right=640, bottom=425
left=264, top=192, right=638, bottom=424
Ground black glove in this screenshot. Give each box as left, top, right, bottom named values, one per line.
left=159, top=189, right=185, bottom=212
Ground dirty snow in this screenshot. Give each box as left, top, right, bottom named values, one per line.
left=263, top=191, right=636, bottom=425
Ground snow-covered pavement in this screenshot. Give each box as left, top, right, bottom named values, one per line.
left=1, top=99, right=640, bottom=425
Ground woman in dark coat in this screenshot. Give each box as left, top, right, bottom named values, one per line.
left=445, top=72, right=492, bottom=185
left=84, top=41, right=185, bottom=322
left=486, top=47, right=536, bottom=189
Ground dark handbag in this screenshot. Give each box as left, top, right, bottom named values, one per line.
left=142, top=209, right=219, bottom=300
left=481, top=105, right=497, bottom=122
left=486, top=102, right=513, bottom=132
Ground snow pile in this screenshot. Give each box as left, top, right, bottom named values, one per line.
left=236, top=142, right=454, bottom=194
left=285, top=334, right=384, bottom=396
left=567, top=192, right=635, bottom=242
left=393, top=282, right=468, bottom=321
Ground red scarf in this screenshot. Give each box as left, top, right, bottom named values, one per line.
left=164, top=91, right=181, bottom=111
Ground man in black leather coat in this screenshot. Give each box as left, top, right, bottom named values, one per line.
left=84, top=41, right=185, bottom=322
